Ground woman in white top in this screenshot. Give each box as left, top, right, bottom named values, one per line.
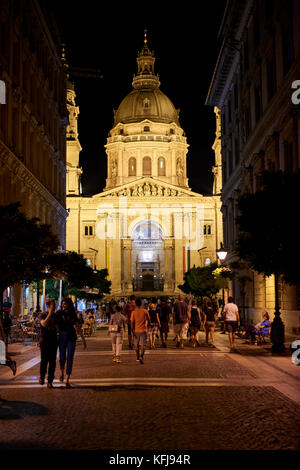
left=109, top=305, right=127, bottom=363
left=223, top=296, right=240, bottom=352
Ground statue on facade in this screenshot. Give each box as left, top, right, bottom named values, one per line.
left=151, top=185, right=157, bottom=196
left=132, top=185, right=138, bottom=196
left=144, top=182, right=151, bottom=196
left=176, top=158, right=183, bottom=176
left=157, top=186, right=163, bottom=196
left=137, top=185, right=144, bottom=196
left=111, top=158, right=118, bottom=177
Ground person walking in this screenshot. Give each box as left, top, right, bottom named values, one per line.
left=56, top=297, right=87, bottom=388
left=158, top=297, right=171, bottom=348
left=173, top=294, right=190, bottom=349
left=148, top=302, right=161, bottom=349
left=0, top=305, right=16, bottom=376
left=109, top=305, right=127, bottom=363
left=124, top=295, right=136, bottom=349
left=203, top=299, right=217, bottom=348
left=188, top=299, right=201, bottom=347
left=223, top=296, right=240, bottom=352
left=131, top=297, right=150, bottom=364
left=39, top=299, right=58, bottom=388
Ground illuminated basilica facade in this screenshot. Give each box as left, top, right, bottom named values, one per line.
left=66, top=36, right=223, bottom=298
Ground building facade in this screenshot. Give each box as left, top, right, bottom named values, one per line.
left=206, top=0, right=300, bottom=333
left=0, top=0, right=68, bottom=313
left=66, top=37, right=223, bottom=298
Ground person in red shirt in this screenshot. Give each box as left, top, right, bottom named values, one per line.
left=124, top=295, right=136, bottom=349
left=130, top=297, right=150, bottom=364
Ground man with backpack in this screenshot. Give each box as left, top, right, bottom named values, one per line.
left=173, top=294, right=190, bottom=349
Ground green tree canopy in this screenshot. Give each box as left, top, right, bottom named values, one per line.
left=46, top=251, right=111, bottom=300
left=236, top=170, right=300, bottom=284
left=0, top=202, right=59, bottom=296
left=178, top=262, right=229, bottom=299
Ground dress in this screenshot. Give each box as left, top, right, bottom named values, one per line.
left=190, top=307, right=201, bottom=329
left=159, top=304, right=171, bottom=333
left=148, top=309, right=159, bottom=334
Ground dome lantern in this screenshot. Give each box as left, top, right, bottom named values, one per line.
left=113, top=31, right=180, bottom=126
left=132, top=29, right=160, bottom=90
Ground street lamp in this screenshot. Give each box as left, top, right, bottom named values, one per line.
left=216, top=243, right=228, bottom=262
left=89, top=247, right=98, bottom=272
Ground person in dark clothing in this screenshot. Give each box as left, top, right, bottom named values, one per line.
left=158, top=297, right=172, bottom=348
left=2, top=310, right=12, bottom=346
left=203, top=299, right=217, bottom=347
left=148, top=302, right=161, bottom=349
left=173, top=294, right=190, bottom=349
left=39, top=299, right=58, bottom=388
left=188, top=299, right=201, bottom=347
left=56, top=297, right=87, bottom=388
left=0, top=302, right=16, bottom=376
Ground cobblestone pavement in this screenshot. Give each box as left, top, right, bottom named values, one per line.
left=0, top=328, right=299, bottom=451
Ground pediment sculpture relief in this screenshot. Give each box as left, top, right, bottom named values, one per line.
left=108, top=181, right=186, bottom=197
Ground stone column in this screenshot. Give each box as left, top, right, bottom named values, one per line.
left=123, top=239, right=133, bottom=292
left=164, top=240, right=173, bottom=291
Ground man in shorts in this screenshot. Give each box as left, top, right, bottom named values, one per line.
left=223, top=296, right=240, bottom=352
left=131, top=297, right=150, bottom=364
left=124, top=295, right=136, bottom=349
left=173, top=294, right=190, bottom=349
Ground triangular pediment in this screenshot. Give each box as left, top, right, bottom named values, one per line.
left=92, top=177, right=203, bottom=199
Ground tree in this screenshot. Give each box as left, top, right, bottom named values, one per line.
left=178, top=262, right=230, bottom=301
left=46, top=251, right=111, bottom=302
left=236, top=170, right=300, bottom=285
left=235, top=170, right=300, bottom=351
left=0, top=202, right=59, bottom=312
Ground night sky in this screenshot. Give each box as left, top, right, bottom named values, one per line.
left=51, top=2, right=226, bottom=196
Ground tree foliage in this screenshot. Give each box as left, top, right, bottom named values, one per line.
left=236, top=170, right=300, bottom=285
left=46, top=251, right=111, bottom=300
left=0, top=202, right=59, bottom=293
left=178, top=262, right=229, bottom=299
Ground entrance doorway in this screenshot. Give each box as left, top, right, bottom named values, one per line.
left=131, top=221, right=164, bottom=292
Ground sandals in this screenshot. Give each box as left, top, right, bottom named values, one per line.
left=65, top=382, right=71, bottom=389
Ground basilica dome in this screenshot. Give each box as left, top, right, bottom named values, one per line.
left=113, top=32, right=180, bottom=127
left=114, top=88, right=180, bottom=126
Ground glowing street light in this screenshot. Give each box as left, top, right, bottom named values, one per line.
left=216, top=243, right=228, bottom=262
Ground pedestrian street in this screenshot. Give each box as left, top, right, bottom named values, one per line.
left=0, top=328, right=299, bottom=451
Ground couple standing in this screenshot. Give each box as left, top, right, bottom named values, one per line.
left=39, top=298, right=86, bottom=388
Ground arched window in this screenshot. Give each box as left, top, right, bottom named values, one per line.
left=128, top=157, right=136, bottom=176
left=158, top=157, right=166, bottom=176
left=143, top=156, right=152, bottom=175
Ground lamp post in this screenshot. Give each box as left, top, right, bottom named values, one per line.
left=89, top=247, right=99, bottom=272
left=270, top=272, right=285, bottom=353
left=216, top=243, right=228, bottom=331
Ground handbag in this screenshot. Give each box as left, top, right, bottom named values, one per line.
left=108, top=324, right=119, bottom=332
